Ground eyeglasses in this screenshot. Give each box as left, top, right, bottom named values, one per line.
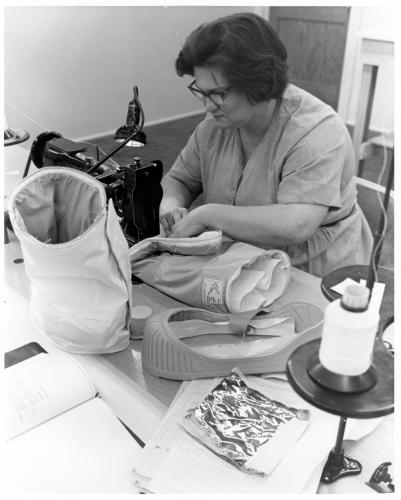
left=188, top=80, right=232, bottom=107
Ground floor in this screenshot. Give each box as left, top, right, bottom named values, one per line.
left=92, top=113, right=204, bottom=177
left=93, top=113, right=393, bottom=188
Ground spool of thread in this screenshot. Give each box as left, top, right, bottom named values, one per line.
left=318, top=285, right=379, bottom=376
left=130, top=305, right=153, bottom=340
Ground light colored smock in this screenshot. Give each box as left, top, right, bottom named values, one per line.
left=165, top=84, right=373, bottom=277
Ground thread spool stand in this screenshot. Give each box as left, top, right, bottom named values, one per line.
left=286, top=338, right=394, bottom=484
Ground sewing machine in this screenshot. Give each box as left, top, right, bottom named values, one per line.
left=26, top=132, right=163, bottom=246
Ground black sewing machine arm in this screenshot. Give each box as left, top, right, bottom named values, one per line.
left=28, top=132, right=163, bottom=245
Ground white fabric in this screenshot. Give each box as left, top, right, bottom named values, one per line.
left=131, top=240, right=290, bottom=314
left=129, top=230, right=223, bottom=262
left=7, top=167, right=132, bottom=354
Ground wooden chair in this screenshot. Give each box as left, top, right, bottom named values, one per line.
left=355, top=176, right=394, bottom=271
left=352, top=63, right=394, bottom=180
left=352, top=60, right=394, bottom=272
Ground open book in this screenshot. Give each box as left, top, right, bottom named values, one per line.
left=4, top=345, right=142, bottom=494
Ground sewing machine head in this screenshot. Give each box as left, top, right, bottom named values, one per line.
left=29, top=132, right=163, bottom=246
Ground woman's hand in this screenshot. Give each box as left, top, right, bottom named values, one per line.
left=160, top=207, right=188, bottom=236
left=169, top=206, right=208, bottom=238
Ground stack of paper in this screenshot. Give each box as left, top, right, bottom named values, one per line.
left=131, top=374, right=380, bottom=494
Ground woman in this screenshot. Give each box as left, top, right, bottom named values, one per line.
left=160, top=12, right=373, bottom=277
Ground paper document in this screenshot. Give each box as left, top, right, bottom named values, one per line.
left=5, top=398, right=141, bottom=493
left=4, top=350, right=142, bottom=494
left=5, top=353, right=95, bottom=439
left=360, top=279, right=385, bottom=315
left=132, top=375, right=381, bottom=494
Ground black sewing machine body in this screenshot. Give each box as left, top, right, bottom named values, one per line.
left=30, top=132, right=163, bottom=246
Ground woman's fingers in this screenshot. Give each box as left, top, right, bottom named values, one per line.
left=160, top=208, right=188, bottom=235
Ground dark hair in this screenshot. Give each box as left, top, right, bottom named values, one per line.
left=175, top=12, right=288, bottom=102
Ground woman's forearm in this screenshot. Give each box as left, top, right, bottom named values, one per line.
left=198, top=203, right=328, bottom=247
left=160, top=176, right=194, bottom=213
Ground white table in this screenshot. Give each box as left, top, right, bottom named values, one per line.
left=3, top=231, right=394, bottom=494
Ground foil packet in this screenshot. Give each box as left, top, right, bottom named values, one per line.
left=181, top=368, right=310, bottom=476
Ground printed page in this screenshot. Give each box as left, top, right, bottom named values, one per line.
left=5, top=353, right=96, bottom=439
left=4, top=397, right=142, bottom=494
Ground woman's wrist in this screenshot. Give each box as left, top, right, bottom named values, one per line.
left=196, top=203, right=217, bottom=229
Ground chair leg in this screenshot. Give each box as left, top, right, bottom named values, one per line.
left=357, top=159, right=366, bottom=178
left=4, top=211, right=13, bottom=245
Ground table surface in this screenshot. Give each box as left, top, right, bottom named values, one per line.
left=3, top=230, right=394, bottom=495
left=3, top=229, right=331, bottom=412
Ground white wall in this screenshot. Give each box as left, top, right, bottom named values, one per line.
left=4, top=6, right=250, bottom=146
left=4, top=5, right=395, bottom=148
left=338, top=6, right=394, bottom=136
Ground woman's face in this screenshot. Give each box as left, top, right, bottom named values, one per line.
left=192, top=66, right=257, bottom=129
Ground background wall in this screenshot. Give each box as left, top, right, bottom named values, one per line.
left=337, top=6, right=394, bottom=136
left=4, top=5, right=394, bottom=148
left=4, top=5, right=250, bottom=145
